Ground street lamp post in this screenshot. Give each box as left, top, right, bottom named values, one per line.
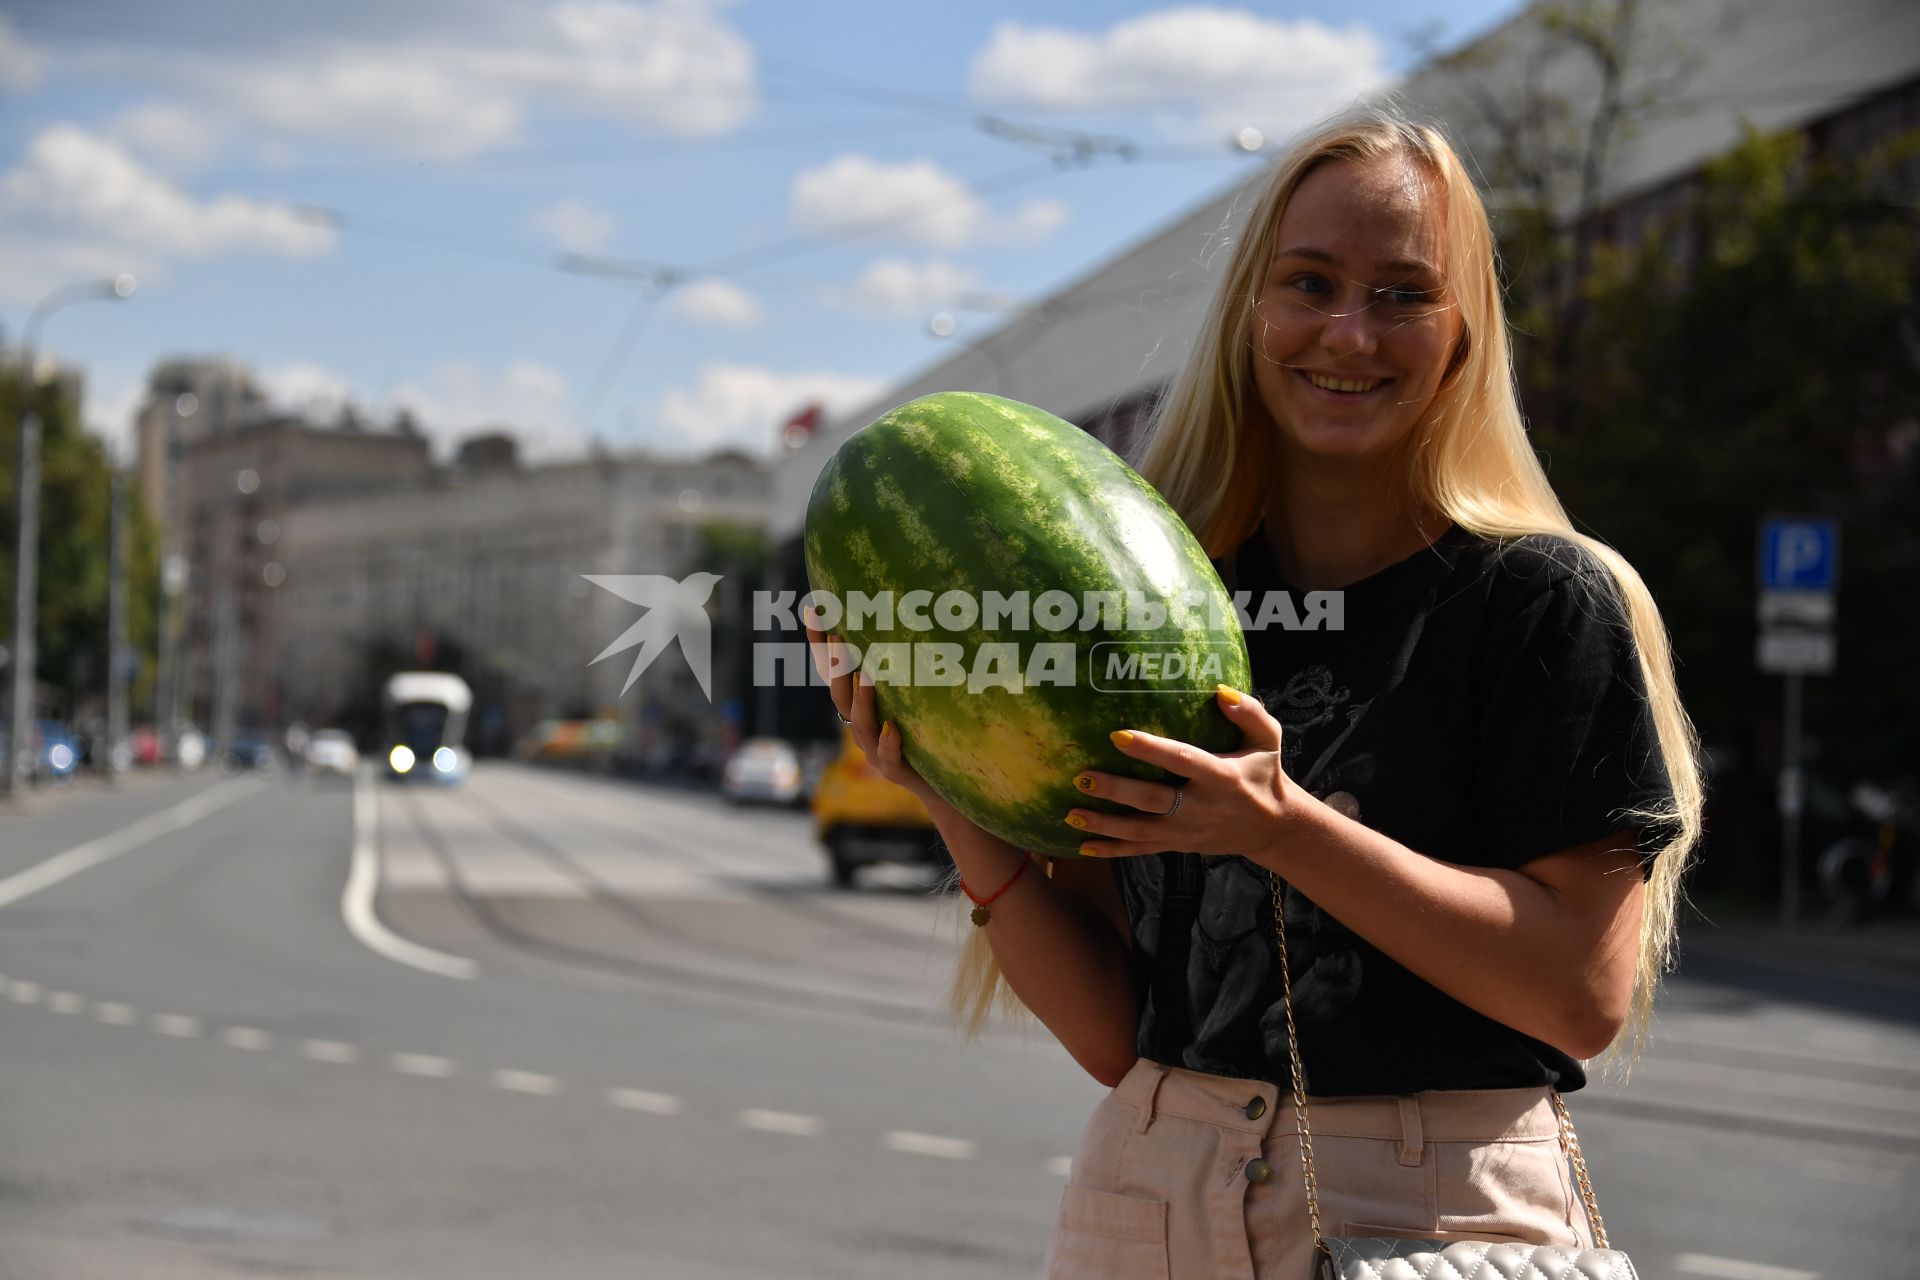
left=5, top=273, right=135, bottom=802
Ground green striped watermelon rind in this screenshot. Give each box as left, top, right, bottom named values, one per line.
left=804, top=391, right=1252, bottom=859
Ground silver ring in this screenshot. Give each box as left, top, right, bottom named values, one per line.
left=1164, top=787, right=1182, bottom=818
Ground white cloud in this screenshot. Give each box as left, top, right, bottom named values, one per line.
left=668, top=278, right=764, bottom=329
left=834, top=258, right=982, bottom=317
left=654, top=363, right=887, bottom=455
left=108, top=101, right=229, bottom=173
left=969, top=8, right=1387, bottom=143
left=391, top=359, right=587, bottom=461
left=217, top=54, right=527, bottom=162
left=789, top=154, right=1068, bottom=250
left=0, top=124, right=334, bottom=303
left=157, top=0, right=756, bottom=162
left=0, top=16, right=47, bottom=93
left=530, top=199, right=619, bottom=253
left=260, top=361, right=357, bottom=420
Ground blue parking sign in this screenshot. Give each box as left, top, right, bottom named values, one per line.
left=1759, top=518, right=1839, bottom=592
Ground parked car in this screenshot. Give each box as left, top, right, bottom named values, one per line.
left=809, top=725, right=944, bottom=887
left=303, top=729, right=360, bottom=778
left=722, top=737, right=804, bottom=806
left=220, top=735, right=279, bottom=775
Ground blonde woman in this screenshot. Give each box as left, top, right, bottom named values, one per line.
left=808, top=102, right=1700, bottom=1279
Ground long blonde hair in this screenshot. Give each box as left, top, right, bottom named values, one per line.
left=949, top=100, right=1703, bottom=1070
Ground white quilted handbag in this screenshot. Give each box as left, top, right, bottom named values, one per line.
left=1267, top=877, right=1642, bottom=1280
left=1318, top=1238, right=1639, bottom=1280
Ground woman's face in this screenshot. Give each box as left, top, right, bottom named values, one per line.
left=1249, top=154, right=1464, bottom=466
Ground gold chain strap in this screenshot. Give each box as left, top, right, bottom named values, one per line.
left=1269, top=873, right=1328, bottom=1261
left=1552, top=1092, right=1611, bottom=1249
left=1268, top=872, right=1610, bottom=1258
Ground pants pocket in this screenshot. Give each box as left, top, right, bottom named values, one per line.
left=1431, top=1137, right=1580, bottom=1246
left=1045, top=1184, right=1170, bottom=1280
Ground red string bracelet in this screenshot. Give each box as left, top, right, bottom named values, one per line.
left=960, top=857, right=1032, bottom=927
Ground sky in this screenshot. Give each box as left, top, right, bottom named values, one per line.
left=0, top=0, right=1530, bottom=464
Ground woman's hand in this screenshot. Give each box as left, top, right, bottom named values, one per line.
left=803, top=610, right=948, bottom=816
left=1067, top=684, right=1299, bottom=861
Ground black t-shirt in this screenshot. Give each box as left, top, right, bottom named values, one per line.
left=1112, top=522, right=1676, bottom=1096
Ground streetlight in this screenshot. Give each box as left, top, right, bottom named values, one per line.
left=5, top=273, right=135, bottom=801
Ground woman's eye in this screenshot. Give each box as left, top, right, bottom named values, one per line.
left=1383, top=286, right=1438, bottom=306
left=1287, top=274, right=1329, bottom=294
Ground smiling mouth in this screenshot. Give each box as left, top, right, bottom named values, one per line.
left=1298, top=370, right=1390, bottom=395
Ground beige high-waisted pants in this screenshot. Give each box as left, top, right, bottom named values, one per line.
left=1044, top=1058, right=1595, bottom=1280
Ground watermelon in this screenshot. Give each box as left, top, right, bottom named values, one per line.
left=803, top=392, right=1251, bottom=859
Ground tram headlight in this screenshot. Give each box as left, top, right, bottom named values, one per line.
left=432, top=747, right=457, bottom=773
left=389, top=745, right=416, bottom=774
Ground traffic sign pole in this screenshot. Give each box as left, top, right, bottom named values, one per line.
left=1757, top=516, right=1839, bottom=928
left=1780, top=672, right=1803, bottom=927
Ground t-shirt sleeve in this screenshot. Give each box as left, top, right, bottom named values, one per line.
left=1469, top=557, right=1676, bottom=875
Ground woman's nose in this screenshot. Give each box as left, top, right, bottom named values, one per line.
left=1319, top=289, right=1381, bottom=357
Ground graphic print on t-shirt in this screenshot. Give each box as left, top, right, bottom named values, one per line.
left=1258, top=667, right=1369, bottom=1054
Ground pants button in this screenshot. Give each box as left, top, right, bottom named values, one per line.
left=1244, top=1157, right=1273, bottom=1184
left=1244, top=1095, right=1268, bottom=1121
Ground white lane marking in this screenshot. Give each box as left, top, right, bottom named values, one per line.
left=8, top=980, right=40, bottom=1003
left=95, top=1002, right=136, bottom=1025
left=301, top=1039, right=360, bottom=1064
left=221, top=1026, right=272, bottom=1051
left=738, top=1108, right=822, bottom=1136
left=152, top=1013, right=202, bottom=1037
left=391, top=1052, right=456, bottom=1078
left=343, top=768, right=477, bottom=981
left=883, top=1131, right=976, bottom=1160
left=47, top=991, right=84, bottom=1014
left=1674, top=1256, right=1819, bottom=1280
left=0, top=780, right=261, bottom=910
left=609, top=1088, right=683, bottom=1115
left=492, top=1069, right=560, bottom=1095
left=1046, top=1156, right=1074, bottom=1178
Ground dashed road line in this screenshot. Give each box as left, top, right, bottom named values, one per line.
left=9, top=971, right=1089, bottom=1177
left=301, top=1038, right=360, bottom=1064
left=392, top=1052, right=457, bottom=1078
left=493, top=1069, right=561, bottom=1095
left=221, top=1026, right=273, bottom=1051
left=609, top=1087, right=683, bottom=1115
left=738, top=1108, right=822, bottom=1137
left=883, top=1131, right=976, bottom=1160
left=1675, top=1256, right=1819, bottom=1280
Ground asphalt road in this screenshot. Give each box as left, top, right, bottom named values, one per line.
left=1, top=763, right=1915, bottom=1279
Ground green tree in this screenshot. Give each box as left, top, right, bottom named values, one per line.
left=0, top=367, right=162, bottom=725
left=1529, top=125, right=1920, bottom=889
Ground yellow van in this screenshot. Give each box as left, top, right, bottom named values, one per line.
left=809, top=725, right=945, bottom=887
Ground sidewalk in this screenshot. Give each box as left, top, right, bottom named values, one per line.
left=1678, top=904, right=1920, bottom=992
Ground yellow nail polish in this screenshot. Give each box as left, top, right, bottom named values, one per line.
left=1065, top=813, right=1088, bottom=830
left=1074, top=774, right=1096, bottom=792
left=1110, top=730, right=1134, bottom=749
left=1216, top=683, right=1243, bottom=706
left=880, top=722, right=894, bottom=741
left=1079, top=844, right=1101, bottom=858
